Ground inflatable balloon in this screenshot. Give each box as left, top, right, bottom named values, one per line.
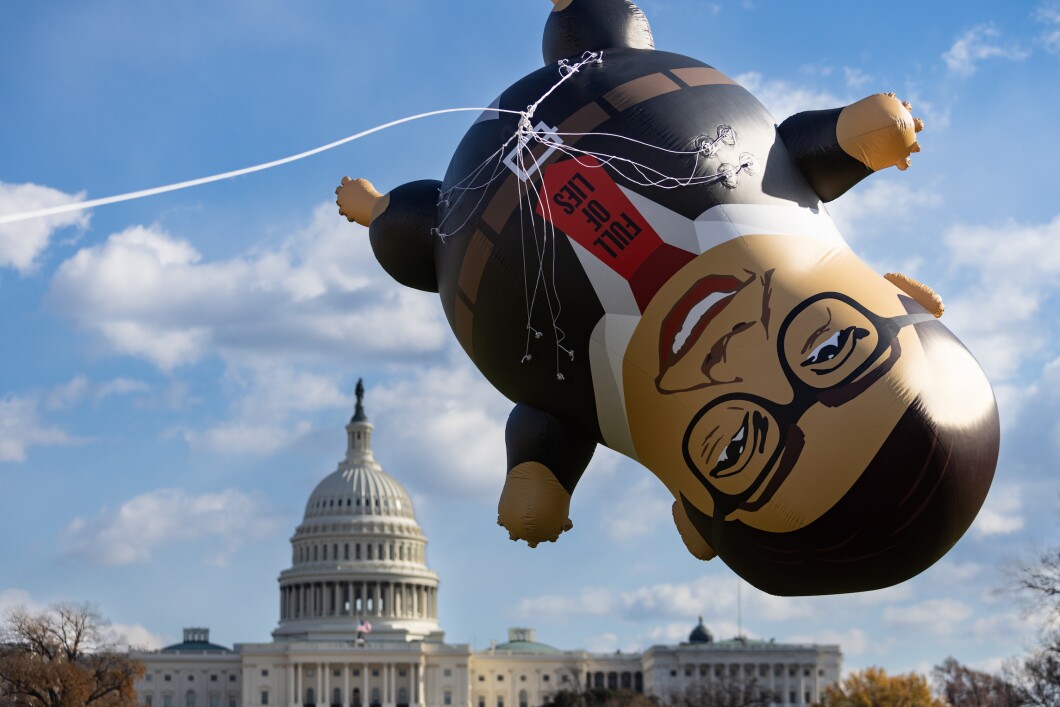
left=336, top=0, right=999, bottom=596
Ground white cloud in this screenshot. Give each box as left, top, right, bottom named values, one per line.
left=0, top=588, right=48, bottom=615
left=517, top=575, right=816, bottom=624
left=0, top=394, right=83, bottom=462
left=370, top=362, right=511, bottom=500
left=62, top=488, right=284, bottom=566
left=733, top=72, right=844, bottom=120
left=941, top=215, right=1060, bottom=383
left=827, top=179, right=942, bottom=242
left=843, top=67, right=871, bottom=89
left=183, top=366, right=348, bottom=455
left=943, top=24, right=1030, bottom=77
left=786, top=628, right=870, bottom=656
left=1036, top=3, right=1060, bottom=54
left=45, top=375, right=150, bottom=410
left=883, top=598, right=974, bottom=635
left=516, top=586, right=616, bottom=620
left=48, top=203, right=448, bottom=372
left=597, top=476, right=672, bottom=542
left=0, top=589, right=165, bottom=651
left=109, top=622, right=168, bottom=651
left=971, top=484, right=1024, bottom=537
left=0, top=182, right=88, bottom=272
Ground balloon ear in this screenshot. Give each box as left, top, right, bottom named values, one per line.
left=672, top=500, right=717, bottom=561
left=885, top=272, right=944, bottom=318
left=543, top=0, right=655, bottom=64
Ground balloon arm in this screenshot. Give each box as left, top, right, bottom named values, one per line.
left=777, top=107, right=872, bottom=203
left=498, top=404, right=597, bottom=547
left=362, top=179, right=442, bottom=293
left=777, top=93, right=924, bottom=202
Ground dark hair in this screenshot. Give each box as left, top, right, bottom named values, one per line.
left=705, top=320, right=1000, bottom=596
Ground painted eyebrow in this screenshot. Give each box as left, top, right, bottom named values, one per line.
left=800, top=306, right=833, bottom=356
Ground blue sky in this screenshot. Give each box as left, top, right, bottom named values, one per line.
left=2, top=0, right=1059, bottom=680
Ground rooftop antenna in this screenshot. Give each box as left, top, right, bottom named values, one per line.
left=737, top=578, right=743, bottom=640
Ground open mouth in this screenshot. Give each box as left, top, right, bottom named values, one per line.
left=658, top=275, right=749, bottom=375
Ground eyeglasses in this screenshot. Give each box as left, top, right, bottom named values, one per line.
left=679, top=292, right=934, bottom=548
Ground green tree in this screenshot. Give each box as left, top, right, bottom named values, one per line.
left=0, top=602, right=143, bottom=707
left=817, top=666, right=943, bottom=707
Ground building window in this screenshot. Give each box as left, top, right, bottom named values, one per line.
left=165, top=675, right=172, bottom=682
left=314, top=546, right=318, bottom=561
left=790, top=691, right=797, bottom=704
left=520, top=675, right=526, bottom=682
left=187, top=691, right=197, bottom=707
left=399, top=670, right=406, bottom=678
left=669, top=670, right=676, bottom=678
left=371, top=669, right=379, bottom=677
left=333, top=687, right=342, bottom=705
left=229, top=697, right=236, bottom=707
left=306, top=687, right=315, bottom=705
left=164, top=695, right=173, bottom=707
left=229, top=675, right=237, bottom=682
left=333, top=670, right=341, bottom=677
left=805, top=690, right=812, bottom=703
left=211, top=675, right=218, bottom=682
left=543, top=675, right=550, bottom=682
left=210, top=695, right=219, bottom=707
left=189, top=676, right=195, bottom=682
left=497, top=698, right=504, bottom=707
left=477, top=698, right=486, bottom=707
left=443, top=691, right=452, bottom=706
left=323, top=545, right=328, bottom=560
left=444, top=669, right=452, bottom=677
left=260, top=690, right=268, bottom=705
left=344, top=544, right=350, bottom=560
left=262, top=670, right=269, bottom=677
left=497, top=675, right=504, bottom=682
left=398, top=688, right=408, bottom=704
left=146, top=697, right=153, bottom=707
left=478, top=676, right=485, bottom=682
left=519, top=690, right=528, bottom=707
left=371, top=688, right=381, bottom=704
left=356, top=545, right=361, bottom=560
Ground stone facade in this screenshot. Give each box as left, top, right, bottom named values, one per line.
left=133, top=391, right=841, bottom=707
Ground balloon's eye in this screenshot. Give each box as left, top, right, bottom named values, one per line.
left=711, top=414, right=750, bottom=478
left=801, top=326, right=869, bottom=373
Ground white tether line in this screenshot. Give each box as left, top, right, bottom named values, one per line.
left=0, top=107, right=523, bottom=226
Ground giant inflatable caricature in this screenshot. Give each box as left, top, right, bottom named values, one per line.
left=336, top=0, right=1000, bottom=596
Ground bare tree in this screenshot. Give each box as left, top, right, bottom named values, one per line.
left=932, top=657, right=1026, bottom=706
left=0, top=602, right=143, bottom=707
left=996, top=546, right=1060, bottom=706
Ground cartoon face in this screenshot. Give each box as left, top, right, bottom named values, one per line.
left=622, top=234, right=936, bottom=540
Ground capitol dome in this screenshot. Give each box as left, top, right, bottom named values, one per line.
left=273, top=381, right=442, bottom=643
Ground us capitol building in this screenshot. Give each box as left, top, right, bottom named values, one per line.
left=132, top=385, right=841, bottom=707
